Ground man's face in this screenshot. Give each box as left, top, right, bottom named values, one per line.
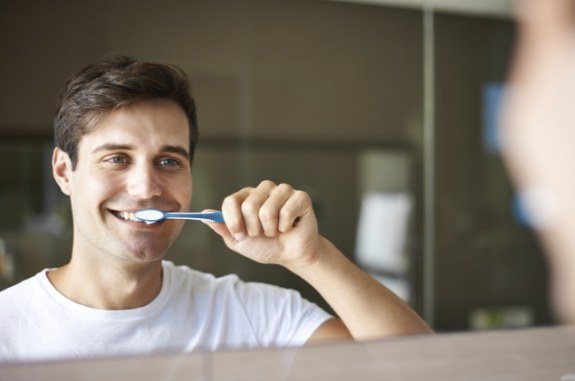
left=53, top=99, right=193, bottom=264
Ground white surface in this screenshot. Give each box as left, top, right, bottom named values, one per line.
left=355, top=192, right=412, bottom=273
left=325, top=0, right=515, bottom=18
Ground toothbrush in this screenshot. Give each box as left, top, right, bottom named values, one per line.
left=134, top=209, right=225, bottom=224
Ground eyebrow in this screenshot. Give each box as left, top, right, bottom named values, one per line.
left=161, top=145, right=190, bottom=160
left=91, top=143, right=190, bottom=160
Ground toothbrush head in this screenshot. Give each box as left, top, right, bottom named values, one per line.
left=134, top=209, right=165, bottom=224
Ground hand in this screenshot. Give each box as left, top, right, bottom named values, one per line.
left=203, top=180, right=322, bottom=270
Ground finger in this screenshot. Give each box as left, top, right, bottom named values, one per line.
left=241, top=180, right=276, bottom=237
left=278, top=190, right=312, bottom=233
left=222, top=187, right=252, bottom=242
left=259, top=183, right=294, bottom=237
left=200, top=209, right=238, bottom=249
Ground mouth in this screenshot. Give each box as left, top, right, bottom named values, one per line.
left=108, top=209, right=161, bottom=225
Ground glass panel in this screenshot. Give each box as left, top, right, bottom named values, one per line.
left=0, top=0, right=426, bottom=319
left=428, top=4, right=551, bottom=331
left=0, top=141, right=71, bottom=289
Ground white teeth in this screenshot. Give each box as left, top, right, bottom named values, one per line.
left=115, top=210, right=158, bottom=224
left=117, top=211, right=138, bottom=222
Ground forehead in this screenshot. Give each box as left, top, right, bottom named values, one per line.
left=79, top=99, right=190, bottom=152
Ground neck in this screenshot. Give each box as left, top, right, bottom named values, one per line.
left=48, top=256, right=164, bottom=310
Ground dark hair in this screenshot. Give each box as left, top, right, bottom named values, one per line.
left=54, top=55, right=198, bottom=168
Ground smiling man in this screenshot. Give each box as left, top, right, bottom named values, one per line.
left=50, top=99, right=192, bottom=310
left=0, top=55, right=431, bottom=363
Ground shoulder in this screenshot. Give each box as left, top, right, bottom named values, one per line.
left=0, top=273, right=45, bottom=323
left=0, top=274, right=41, bottom=304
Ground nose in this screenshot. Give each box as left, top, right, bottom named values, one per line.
left=126, top=163, right=162, bottom=199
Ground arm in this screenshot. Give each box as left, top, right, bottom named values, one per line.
left=293, top=237, right=432, bottom=341
left=204, top=180, right=432, bottom=342
left=501, top=0, right=575, bottom=323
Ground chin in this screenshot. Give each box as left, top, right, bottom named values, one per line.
left=135, top=249, right=168, bottom=262
left=117, top=244, right=168, bottom=264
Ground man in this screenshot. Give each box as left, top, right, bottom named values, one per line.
left=0, top=55, right=431, bottom=363
left=502, top=0, right=575, bottom=324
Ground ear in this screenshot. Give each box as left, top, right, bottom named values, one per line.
left=52, top=147, right=73, bottom=196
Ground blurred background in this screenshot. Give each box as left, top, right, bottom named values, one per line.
left=0, top=0, right=550, bottom=332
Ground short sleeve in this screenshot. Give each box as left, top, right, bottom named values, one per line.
left=231, top=280, right=332, bottom=348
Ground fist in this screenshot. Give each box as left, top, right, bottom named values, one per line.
left=204, top=180, right=321, bottom=269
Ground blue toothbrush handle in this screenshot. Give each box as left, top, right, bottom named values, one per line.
left=198, top=211, right=225, bottom=223
left=164, top=211, right=225, bottom=223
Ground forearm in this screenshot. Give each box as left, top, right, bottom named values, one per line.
left=288, top=236, right=433, bottom=340
left=212, top=181, right=432, bottom=338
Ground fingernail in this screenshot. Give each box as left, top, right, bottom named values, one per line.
left=233, top=232, right=246, bottom=242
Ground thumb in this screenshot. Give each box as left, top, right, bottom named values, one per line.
left=201, top=209, right=237, bottom=249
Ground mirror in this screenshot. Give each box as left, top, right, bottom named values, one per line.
left=0, top=0, right=550, bottom=342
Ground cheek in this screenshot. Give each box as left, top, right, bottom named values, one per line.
left=183, top=182, right=193, bottom=205
left=71, top=170, right=120, bottom=205
left=175, top=175, right=193, bottom=206
left=187, top=176, right=193, bottom=199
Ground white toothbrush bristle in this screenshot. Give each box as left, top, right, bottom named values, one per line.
left=135, top=209, right=164, bottom=222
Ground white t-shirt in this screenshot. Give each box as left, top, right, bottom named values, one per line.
left=0, top=261, right=331, bottom=363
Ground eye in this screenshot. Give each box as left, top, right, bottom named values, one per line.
left=157, top=157, right=182, bottom=169
left=103, top=154, right=129, bottom=164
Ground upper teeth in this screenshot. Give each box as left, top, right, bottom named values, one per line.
left=118, top=211, right=138, bottom=221
left=116, top=211, right=157, bottom=224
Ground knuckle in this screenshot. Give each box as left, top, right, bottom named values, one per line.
left=294, top=190, right=310, bottom=203
left=222, top=195, right=236, bottom=208
left=241, top=200, right=257, bottom=215
left=239, top=187, right=255, bottom=199
left=276, top=183, right=293, bottom=193
left=259, top=179, right=276, bottom=189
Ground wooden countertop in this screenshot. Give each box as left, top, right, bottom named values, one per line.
left=1, top=325, right=574, bottom=380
